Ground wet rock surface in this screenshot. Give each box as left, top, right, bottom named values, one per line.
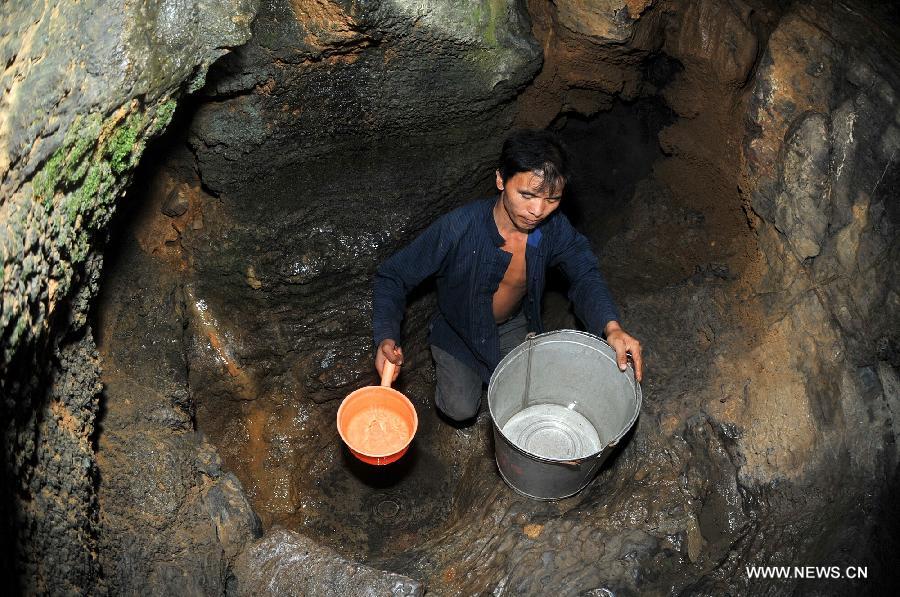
left=233, top=527, right=423, bottom=596
left=95, top=187, right=262, bottom=593
left=0, top=1, right=258, bottom=592
left=363, top=278, right=753, bottom=594
left=179, top=0, right=543, bottom=416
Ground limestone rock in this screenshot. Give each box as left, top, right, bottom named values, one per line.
left=231, top=528, right=423, bottom=596
left=554, top=0, right=645, bottom=42
left=0, top=2, right=258, bottom=586
left=773, top=112, right=830, bottom=260
left=203, top=473, right=263, bottom=562
left=744, top=2, right=900, bottom=362
left=662, top=0, right=758, bottom=88
left=95, top=195, right=266, bottom=594
left=162, top=185, right=191, bottom=217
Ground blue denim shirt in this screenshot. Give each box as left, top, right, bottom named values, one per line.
left=373, top=198, right=620, bottom=382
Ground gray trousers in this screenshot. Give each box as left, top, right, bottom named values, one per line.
left=430, top=309, right=529, bottom=422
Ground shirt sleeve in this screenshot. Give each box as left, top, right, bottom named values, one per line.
left=372, top=214, right=457, bottom=347
left=549, top=214, right=621, bottom=335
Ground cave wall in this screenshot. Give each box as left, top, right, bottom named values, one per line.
left=518, top=0, right=899, bottom=498
left=745, top=2, right=900, bottom=371
left=520, top=0, right=767, bottom=289
left=1, top=0, right=898, bottom=594
left=0, top=1, right=259, bottom=592
left=184, top=0, right=541, bottom=408
left=732, top=3, right=900, bottom=574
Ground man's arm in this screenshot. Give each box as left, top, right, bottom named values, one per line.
left=372, top=214, right=458, bottom=375
left=549, top=215, right=620, bottom=334
left=550, top=215, right=643, bottom=382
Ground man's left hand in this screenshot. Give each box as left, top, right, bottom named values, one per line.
left=603, top=321, right=643, bottom=383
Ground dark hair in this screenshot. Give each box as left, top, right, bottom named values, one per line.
left=498, top=129, right=571, bottom=194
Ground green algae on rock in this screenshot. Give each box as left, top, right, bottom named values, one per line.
left=0, top=0, right=259, bottom=592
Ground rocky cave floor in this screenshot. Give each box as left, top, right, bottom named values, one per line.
left=89, top=120, right=891, bottom=594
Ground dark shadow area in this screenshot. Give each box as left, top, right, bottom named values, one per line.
left=0, top=353, right=30, bottom=596
left=551, top=97, right=675, bottom=245
left=435, top=408, right=478, bottom=429
left=869, top=469, right=900, bottom=595
left=90, top=96, right=200, bottom=349
left=308, top=419, right=459, bottom=559
left=340, top=442, right=418, bottom=488
left=536, top=97, right=676, bottom=326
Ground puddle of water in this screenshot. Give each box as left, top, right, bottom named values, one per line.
left=375, top=497, right=401, bottom=518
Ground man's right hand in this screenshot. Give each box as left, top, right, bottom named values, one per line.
left=376, top=339, right=403, bottom=382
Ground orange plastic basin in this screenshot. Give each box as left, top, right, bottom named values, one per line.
left=337, top=361, right=417, bottom=465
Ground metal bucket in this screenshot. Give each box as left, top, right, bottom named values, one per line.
left=487, top=330, right=641, bottom=500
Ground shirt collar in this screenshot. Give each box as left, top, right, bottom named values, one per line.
left=484, top=198, right=505, bottom=246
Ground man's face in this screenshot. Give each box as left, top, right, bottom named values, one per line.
left=496, top=170, right=564, bottom=232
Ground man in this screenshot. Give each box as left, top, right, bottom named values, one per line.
left=372, top=129, right=643, bottom=423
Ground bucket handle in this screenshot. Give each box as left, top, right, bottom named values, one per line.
left=381, top=360, right=397, bottom=387
left=522, top=332, right=536, bottom=409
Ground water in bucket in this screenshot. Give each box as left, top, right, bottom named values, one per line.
left=501, top=404, right=602, bottom=460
